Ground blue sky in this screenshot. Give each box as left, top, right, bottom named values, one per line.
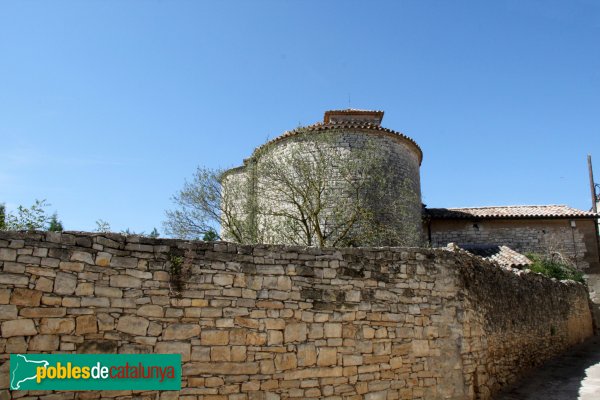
left=1, top=1, right=599, bottom=234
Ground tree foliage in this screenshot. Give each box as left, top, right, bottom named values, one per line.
left=1, top=199, right=64, bottom=232
left=526, top=253, right=584, bottom=283
left=253, top=135, right=420, bottom=247
left=48, top=213, right=64, bottom=232
left=163, top=167, right=249, bottom=241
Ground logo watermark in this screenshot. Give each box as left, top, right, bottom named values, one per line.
left=10, top=354, right=181, bottom=390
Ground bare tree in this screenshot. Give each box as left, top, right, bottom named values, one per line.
left=251, top=133, right=421, bottom=247
left=163, top=167, right=251, bottom=242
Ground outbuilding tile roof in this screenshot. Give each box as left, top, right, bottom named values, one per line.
left=459, top=244, right=533, bottom=268
left=426, top=205, right=597, bottom=219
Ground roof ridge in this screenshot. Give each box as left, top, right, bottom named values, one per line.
left=442, top=204, right=568, bottom=210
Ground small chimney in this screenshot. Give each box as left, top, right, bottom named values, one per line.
left=323, top=109, right=384, bottom=126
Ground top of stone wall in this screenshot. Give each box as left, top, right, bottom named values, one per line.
left=0, top=230, right=588, bottom=291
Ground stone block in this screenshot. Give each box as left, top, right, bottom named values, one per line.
left=309, top=324, right=324, bottom=339
left=110, top=275, right=142, bottom=288
left=345, top=290, right=361, bottom=302
left=97, top=313, right=115, bottom=331
left=153, top=271, right=170, bottom=281
left=265, top=318, right=285, bottom=330
left=110, top=256, right=138, bottom=268
left=137, top=304, right=164, bottom=318
left=183, top=362, right=259, bottom=376
left=390, top=356, right=403, bottom=369
left=0, top=305, right=17, bottom=320
left=324, top=323, right=342, bottom=338
left=75, top=282, right=94, bottom=296
left=191, top=346, right=211, bottom=361
left=235, top=316, right=259, bottom=329
left=59, top=261, right=85, bottom=272
left=59, top=297, right=81, bottom=308
left=35, top=277, right=54, bottom=292
left=284, top=322, right=307, bottom=343
left=201, top=330, right=229, bottom=345
left=76, top=315, right=98, bottom=335
left=17, top=255, right=40, bottom=264
left=412, top=340, right=429, bottom=357
left=268, top=330, right=283, bottom=345
left=28, top=334, right=60, bottom=351
left=6, top=336, right=27, bottom=353
left=40, top=257, right=60, bottom=268
left=213, top=274, right=234, bottom=286
left=116, top=315, right=149, bottom=336
left=0, top=248, right=17, bottom=261
left=246, top=332, right=266, bottom=346
left=297, top=344, right=317, bottom=366
left=40, top=318, right=75, bottom=334
left=229, top=328, right=247, bottom=345
left=111, top=298, right=136, bottom=308
left=126, top=268, right=152, bottom=279
left=362, top=326, right=375, bottom=339
left=230, top=345, right=247, bottom=362
left=155, top=341, right=191, bottom=361
left=1, top=319, right=37, bottom=336
left=3, top=262, right=25, bottom=273
left=32, top=247, right=48, bottom=257
left=0, top=273, right=29, bottom=286
left=54, top=272, right=77, bottom=295
left=0, top=289, right=10, bottom=304
left=342, top=355, right=363, bottom=366
left=41, top=296, right=63, bottom=307
left=95, top=286, right=123, bottom=298
left=163, top=324, right=200, bottom=340
left=70, top=251, right=93, bottom=264
left=78, top=340, right=118, bottom=354
left=283, top=366, right=343, bottom=380
left=20, top=307, right=66, bottom=318
left=211, top=346, right=231, bottom=362
left=317, top=347, right=337, bottom=366
left=274, top=353, right=297, bottom=371
left=147, top=321, right=162, bottom=336
left=95, top=252, right=112, bottom=267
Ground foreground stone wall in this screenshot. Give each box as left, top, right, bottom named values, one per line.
left=429, top=217, right=600, bottom=333
left=0, top=231, right=593, bottom=399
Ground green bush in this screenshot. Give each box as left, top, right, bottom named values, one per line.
left=526, top=253, right=585, bottom=283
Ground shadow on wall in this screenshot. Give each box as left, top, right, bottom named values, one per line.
left=494, top=336, right=600, bottom=400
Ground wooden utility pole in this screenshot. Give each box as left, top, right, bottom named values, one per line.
left=589, top=155, right=597, bottom=213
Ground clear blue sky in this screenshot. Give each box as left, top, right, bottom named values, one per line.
left=1, top=1, right=599, bottom=234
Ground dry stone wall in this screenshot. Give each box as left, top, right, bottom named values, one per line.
left=0, top=231, right=593, bottom=400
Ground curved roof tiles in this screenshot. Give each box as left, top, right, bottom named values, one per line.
left=426, top=205, right=597, bottom=219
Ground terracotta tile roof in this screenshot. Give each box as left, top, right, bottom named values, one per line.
left=426, top=205, right=597, bottom=219
left=253, top=121, right=423, bottom=164
left=458, top=244, right=533, bottom=268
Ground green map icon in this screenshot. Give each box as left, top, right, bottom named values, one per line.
left=10, top=354, right=49, bottom=390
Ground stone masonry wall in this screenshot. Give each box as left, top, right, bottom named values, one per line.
left=0, top=231, right=593, bottom=400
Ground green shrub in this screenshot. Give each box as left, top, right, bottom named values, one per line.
left=526, top=253, right=585, bottom=283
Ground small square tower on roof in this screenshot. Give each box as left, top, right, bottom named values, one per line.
left=323, top=109, right=384, bottom=125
